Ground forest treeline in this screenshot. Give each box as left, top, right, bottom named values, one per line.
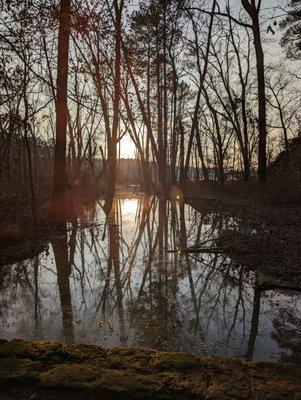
left=0, top=0, right=300, bottom=220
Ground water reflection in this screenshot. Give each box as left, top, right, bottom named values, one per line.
left=52, top=224, right=74, bottom=343
left=0, top=192, right=300, bottom=363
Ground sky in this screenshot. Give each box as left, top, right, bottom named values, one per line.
left=119, top=136, right=137, bottom=158
left=119, top=0, right=298, bottom=158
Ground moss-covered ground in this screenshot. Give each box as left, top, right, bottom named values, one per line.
left=0, top=339, right=300, bottom=399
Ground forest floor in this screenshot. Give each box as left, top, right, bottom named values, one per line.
left=0, top=339, right=300, bottom=400
left=187, top=181, right=301, bottom=290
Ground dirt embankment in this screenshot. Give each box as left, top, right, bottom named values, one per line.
left=0, top=339, right=300, bottom=400
left=187, top=181, right=301, bottom=290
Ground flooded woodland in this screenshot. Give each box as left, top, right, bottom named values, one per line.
left=1, top=188, right=300, bottom=364
left=1, top=0, right=301, bottom=398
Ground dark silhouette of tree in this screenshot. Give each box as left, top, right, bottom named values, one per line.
left=50, top=0, right=71, bottom=224
left=52, top=223, right=74, bottom=343
left=240, top=0, right=267, bottom=183
left=280, top=0, right=301, bottom=59
left=104, top=0, right=124, bottom=214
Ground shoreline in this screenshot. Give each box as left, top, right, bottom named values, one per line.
left=0, top=339, right=300, bottom=399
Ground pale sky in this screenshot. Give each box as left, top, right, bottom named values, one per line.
left=120, top=0, right=299, bottom=158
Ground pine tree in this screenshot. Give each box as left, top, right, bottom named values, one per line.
left=280, top=0, right=301, bottom=59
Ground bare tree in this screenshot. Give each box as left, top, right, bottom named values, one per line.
left=266, top=68, right=300, bottom=156
left=104, top=0, right=124, bottom=213
left=50, top=0, right=71, bottom=224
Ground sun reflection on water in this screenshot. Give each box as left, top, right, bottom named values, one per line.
left=0, top=193, right=300, bottom=363
left=120, top=198, right=139, bottom=217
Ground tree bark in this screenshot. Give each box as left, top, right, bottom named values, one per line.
left=50, top=0, right=71, bottom=225
left=104, top=0, right=123, bottom=214
left=241, top=0, right=267, bottom=182
left=253, top=19, right=267, bottom=182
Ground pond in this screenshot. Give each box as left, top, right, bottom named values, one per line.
left=0, top=189, right=300, bottom=363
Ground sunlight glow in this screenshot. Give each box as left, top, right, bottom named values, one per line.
left=119, top=136, right=136, bottom=159
left=170, top=185, right=184, bottom=203
left=120, top=199, right=139, bottom=217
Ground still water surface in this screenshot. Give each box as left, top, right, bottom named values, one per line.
left=0, top=192, right=300, bottom=362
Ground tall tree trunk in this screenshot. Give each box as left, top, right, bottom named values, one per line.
left=179, top=120, right=186, bottom=187
left=253, top=19, right=267, bottom=182
left=228, top=19, right=251, bottom=181
left=241, top=0, right=267, bottom=182
left=162, top=0, right=168, bottom=192
left=50, top=0, right=71, bottom=225
left=279, top=107, right=289, bottom=156
left=104, top=0, right=123, bottom=214
left=156, top=42, right=166, bottom=195
left=195, top=124, right=209, bottom=182
left=23, top=89, right=37, bottom=228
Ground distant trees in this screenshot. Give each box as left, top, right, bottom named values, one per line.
left=1, top=0, right=301, bottom=209
left=126, top=0, right=185, bottom=193
left=0, top=1, right=53, bottom=217
left=266, top=68, right=301, bottom=155
left=182, top=0, right=217, bottom=185
left=203, top=19, right=254, bottom=182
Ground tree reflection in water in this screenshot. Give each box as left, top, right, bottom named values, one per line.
left=0, top=191, right=300, bottom=362
left=51, top=223, right=74, bottom=343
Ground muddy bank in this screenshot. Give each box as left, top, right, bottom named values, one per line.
left=0, top=192, right=97, bottom=266
left=187, top=184, right=301, bottom=290
left=0, top=207, right=48, bottom=265
left=0, top=339, right=300, bottom=399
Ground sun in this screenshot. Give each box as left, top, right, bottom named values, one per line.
left=119, top=136, right=136, bottom=159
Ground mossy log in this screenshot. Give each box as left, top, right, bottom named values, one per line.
left=0, top=339, right=300, bottom=399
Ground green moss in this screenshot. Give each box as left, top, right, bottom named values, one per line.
left=94, top=368, right=160, bottom=395
left=93, top=369, right=201, bottom=398
left=205, top=382, right=251, bottom=400
left=248, top=361, right=301, bottom=383
left=206, top=357, right=251, bottom=400
left=0, top=340, right=300, bottom=399
left=0, top=339, right=62, bottom=361
left=252, top=380, right=301, bottom=400
left=39, top=364, right=98, bottom=389
left=248, top=361, right=301, bottom=400
left=0, top=340, right=107, bottom=365
left=40, top=365, right=172, bottom=397
left=106, top=346, right=155, bottom=371
left=208, top=356, right=247, bottom=376
left=151, top=351, right=202, bottom=372
left=0, top=358, right=41, bottom=381
left=159, top=371, right=208, bottom=398
left=58, top=343, right=106, bottom=363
